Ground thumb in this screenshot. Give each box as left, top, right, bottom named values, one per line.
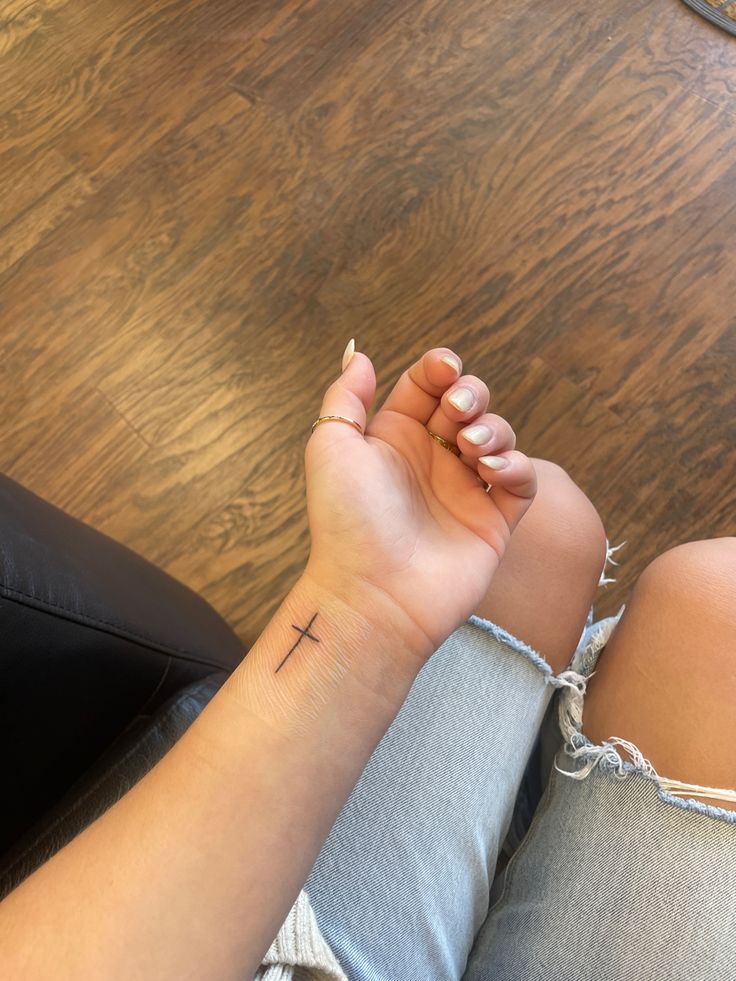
left=308, top=339, right=376, bottom=447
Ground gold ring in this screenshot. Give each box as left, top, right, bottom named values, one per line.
left=426, top=429, right=461, bottom=456
left=311, top=416, right=461, bottom=458
left=311, top=414, right=364, bottom=434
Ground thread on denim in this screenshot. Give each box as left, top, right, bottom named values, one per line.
left=651, top=773, right=736, bottom=804
left=599, top=538, right=627, bottom=587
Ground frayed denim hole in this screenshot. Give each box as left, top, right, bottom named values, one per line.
left=554, top=679, right=736, bottom=825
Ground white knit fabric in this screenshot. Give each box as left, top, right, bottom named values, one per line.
left=255, top=890, right=347, bottom=981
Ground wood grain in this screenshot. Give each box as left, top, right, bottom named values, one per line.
left=0, top=0, right=733, bottom=645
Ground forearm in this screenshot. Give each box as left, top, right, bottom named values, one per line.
left=0, top=573, right=425, bottom=979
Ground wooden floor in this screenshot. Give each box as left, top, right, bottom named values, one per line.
left=1, top=0, right=734, bottom=644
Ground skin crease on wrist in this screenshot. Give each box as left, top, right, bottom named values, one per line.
left=0, top=341, right=537, bottom=980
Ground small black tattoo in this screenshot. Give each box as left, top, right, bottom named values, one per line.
left=275, top=612, right=321, bottom=673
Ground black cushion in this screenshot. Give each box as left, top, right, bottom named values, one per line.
left=0, top=672, right=226, bottom=900
left=0, top=473, right=245, bottom=859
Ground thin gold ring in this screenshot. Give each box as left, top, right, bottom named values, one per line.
left=311, top=414, right=364, bottom=434
left=426, top=429, right=461, bottom=456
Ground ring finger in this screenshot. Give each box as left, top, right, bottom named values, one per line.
left=424, top=374, right=491, bottom=449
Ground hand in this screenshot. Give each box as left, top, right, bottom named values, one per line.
left=303, top=343, right=537, bottom=666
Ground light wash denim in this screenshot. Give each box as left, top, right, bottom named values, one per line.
left=304, top=542, right=736, bottom=980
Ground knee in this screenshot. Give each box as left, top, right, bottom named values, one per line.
left=636, top=537, right=736, bottom=619
left=587, top=536, right=736, bottom=709
left=527, top=458, right=608, bottom=588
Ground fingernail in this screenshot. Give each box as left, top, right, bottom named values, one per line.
left=479, top=455, right=509, bottom=471
left=341, top=338, right=355, bottom=372
left=461, top=424, right=493, bottom=445
left=448, top=387, right=474, bottom=412
left=440, top=354, right=461, bottom=374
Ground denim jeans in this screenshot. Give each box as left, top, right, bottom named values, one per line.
left=303, top=542, right=736, bottom=980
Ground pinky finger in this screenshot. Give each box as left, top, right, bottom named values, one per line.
left=478, top=450, right=537, bottom=534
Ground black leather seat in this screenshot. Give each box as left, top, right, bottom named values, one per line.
left=0, top=475, right=245, bottom=899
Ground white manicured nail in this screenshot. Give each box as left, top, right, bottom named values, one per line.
left=461, top=424, right=493, bottom=445
left=447, top=387, right=474, bottom=412
left=440, top=354, right=461, bottom=373
left=479, top=455, right=509, bottom=471
left=342, top=338, right=355, bottom=372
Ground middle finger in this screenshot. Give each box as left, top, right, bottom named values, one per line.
left=424, top=374, right=491, bottom=447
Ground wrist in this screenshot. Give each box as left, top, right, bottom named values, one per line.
left=221, top=571, right=425, bottom=741
left=291, top=569, right=428, bottom=694
left=299, top=563, right=435, bottom=670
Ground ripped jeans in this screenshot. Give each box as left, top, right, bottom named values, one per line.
left=303, top=542, right=736, bottom=980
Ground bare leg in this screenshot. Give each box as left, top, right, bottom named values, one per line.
left=462, top=538, right=736, bottom=981
left=583, top=537, right=736, bottom=811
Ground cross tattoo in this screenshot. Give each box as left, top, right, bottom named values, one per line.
left=274, top=612, right=321, bottom=673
